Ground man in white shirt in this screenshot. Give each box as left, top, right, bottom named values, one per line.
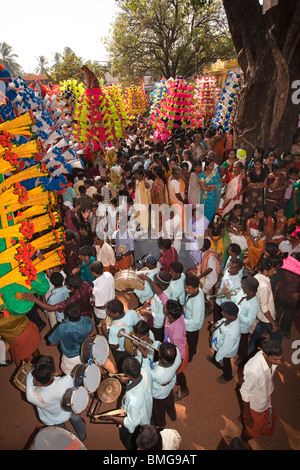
left=278, top=227, right=300, bottom=255
left=214, top=258, right=243, bottom=322
left=240, top=338, right=282, bottom=445
left=93, top=234, right=116, bottom=273
left=26, top=355, right=86, bottom=441
left=248, top=258, right=283, bottom=354
left=89, top=261, right=115, bottom=330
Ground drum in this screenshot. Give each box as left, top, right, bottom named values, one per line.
left=114, top=269, right=145, bottom=292
left=13, top=362, right=34, bottom=392
left=61, top=386, right=89, bottom=414
left=71, top=363, right=101, bottom=393
left=80, top=335, right=109, bottom=366
left=29, top=426, right=87, bottom=450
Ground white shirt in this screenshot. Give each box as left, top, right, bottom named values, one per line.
left=240, top=349, right=277, bottom=412
left=92, top=272, right=115, bottom=319
left=278, top=239, right=300, bottom=256
left=254, top=273, right=276, bottom=323
left=95, top=242, right=116, bottom=268
left=202, top=254, right=218, bottom=294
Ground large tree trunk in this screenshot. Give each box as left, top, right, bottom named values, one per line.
left=222, top=0, right=300, bottom=155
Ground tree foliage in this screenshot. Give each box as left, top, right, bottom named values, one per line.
left=49, top=52, right=109, bottom=85
left=0, top=42, right=22, bottom=76
left=35, top=55, right=49, bottom=75
left=105, top=0, right=235, bottom=84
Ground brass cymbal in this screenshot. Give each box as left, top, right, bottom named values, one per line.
left=97, top=378, right=122, bottom=403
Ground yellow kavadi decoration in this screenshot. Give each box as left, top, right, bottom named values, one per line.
left=0, top=112, right=66, bottom=316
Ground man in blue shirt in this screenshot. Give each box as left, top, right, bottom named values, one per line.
left=103, top=299, right=140, bottom=373
left=208, top=301, right=241, bottom=383
left=48, top=303, right=94, bottom=375
left=184, top=274, right=205, bottom=363
left=100, top=357, right=153, bottom=450
left=46, top=272, right=70, bottom=325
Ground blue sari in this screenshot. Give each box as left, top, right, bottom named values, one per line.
left=199, top=169, right=221, bottom=222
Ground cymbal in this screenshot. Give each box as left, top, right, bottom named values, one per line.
left=97, top=378, right=122, bottom=403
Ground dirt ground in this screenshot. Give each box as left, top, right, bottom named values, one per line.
left=0, top=290, right=299, bottom=453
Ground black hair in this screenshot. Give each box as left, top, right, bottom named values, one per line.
left=159, top=342, right=176, bottom=364
left=65, top=230, right=76, bottom=242
left=258, top=257, right=276, bottom=272
left=261, top=338, right=282, bottom=357
left=269, top=205, right=284, bottom=231
left=78, top=185, right=87, bottom=194
left=105, top=298, right=124, bottom=316
left=79, top=223, right=91, bottom=233
left=122, top=357, right=141, bottom=379
left=185, top=274, right=200, bottom=288
left=202, top=238, right=211, bottom=250
left=229, top=243, right=242, bottom=255
left=136, top=426, right=163, bottom=450
left=158, top=154, right=169, bottom=172
left=180, top=162, right=189, bottom=170
left=64, top=303, right=81, bottom=322
left=89, top=261, right=103, bottom=275
left=152, top=164, right=166, bottom=183
left=93, top=193, right=103, bottom=203
left=253, top=207, right=265, bottom=232
left=230, top=258, right=243, bottom=270
left=32, top=356, right=55, bottom=385
left=169, top=261, right=183, bottom=274
left=204, top=158, right=214, bottom=170
left=255, top=147, right=265, bottom=157
left=264, top=242, right=280, bottom=258
left=165, top=299, right=183, bottom=320
left=65, top=273, right=82, bottom=290
left=158, top=237, right=172, bottom=250
left=133, top=320, right=150, bottom=336
left=49, top=272, right=64, bottom=288
left=79, top=245, right=93, bottom=257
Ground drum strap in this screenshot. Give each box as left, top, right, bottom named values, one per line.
left=112, top=320, right=128, bottom=328
left=141, top=372, right=150, bottom=390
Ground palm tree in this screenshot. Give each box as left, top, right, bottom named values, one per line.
left=64, top=47, right=75, bottom=56
left=0, top=42, right=22, bottom=76
left=35, top=56, right=49, bottom=75
left=52, top=52, right=61, bottom=71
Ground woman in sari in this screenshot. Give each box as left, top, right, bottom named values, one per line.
left=133, top=168, right=151, bottom=234
left=222, top=204, right=245, bottom=263
left=199, top=158, right=221, bottom=222
left=187, top=160, right=202, bottom=208
left=222, top=161, right=247, bottom=217
left=151, top=164, right=168, bottom=234
left=265, top=206, right=287, bottom=245
left=265, top=162, right=287, bottom=216
left=243, top=157, right=268, bottom=219
left=168, top=166, right=186, bottom=229
left=244, top=207, right=266, bottom=272
left=285, top=178, right=300, bottom=220
left=205, top=213, right=225, bottom=263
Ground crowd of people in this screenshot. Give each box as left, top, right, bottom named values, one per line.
left=0, top=117, right=299, bottom=451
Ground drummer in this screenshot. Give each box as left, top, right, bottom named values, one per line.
left=134, top=254, right=160, bottom=305
left=47, top=303, right=94, bottom=375
left=26, top=355, right=86, bottom=442
left=111, top=214, right=135, bottom=272
left=102, top=299, right=140, bottom=373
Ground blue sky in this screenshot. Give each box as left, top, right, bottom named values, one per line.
left=1, top=0, right=120, bottom=73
